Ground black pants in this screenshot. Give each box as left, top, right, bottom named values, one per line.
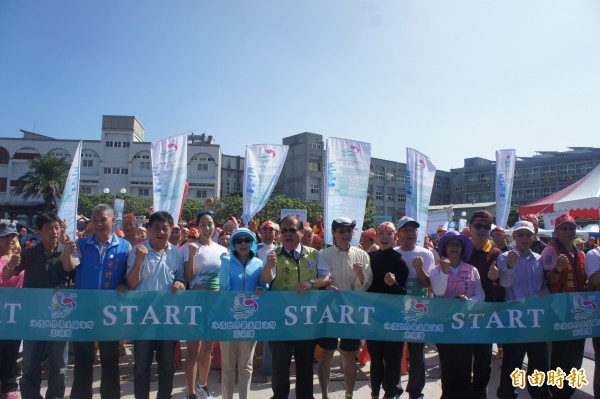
left=437, top=343, right=473, bottom=399
left=71, top=341, right=121, bottom=399
left=496, top=342, right=550, bottom=399
left=367, top=340, right=403, bottom=398
left=549, top=339, right=585, bottom=399
left=472, top=343, right=492, bottom=399
left=405, top=342, right=426, bottom=398
left=134, top=340, right=177, bottom=399
left=270, top=340, right=316, bottom=399
left=593, top=337, right=600, bottom=399
left=0, top=339, right=20, bottom=395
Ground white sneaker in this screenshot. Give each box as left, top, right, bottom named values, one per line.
left=195, top=383, right=214, bottom=399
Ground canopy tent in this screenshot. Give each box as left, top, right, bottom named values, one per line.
left=519, top=163, right=600, bottom=219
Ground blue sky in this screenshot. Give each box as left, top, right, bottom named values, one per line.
left=1, top=0, right=599, bottom=171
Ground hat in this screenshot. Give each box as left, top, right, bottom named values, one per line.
left=438, top=230, right=474, bottom=262
left=396, top=216, right=420, bottom=230
left=0, top=222, right=18, bottom=237
left=378, top=221, right=396, bottom=232
left=555, top=214, right=577, bottom=229
left=361, top=228, right=377, bottom=240
left=512, top=221, right=535, bottom=234
left=189, top=228, right=199, bottom=238
left=332, top=217, right=356, bottom=231
left=124, top=213, right=136, bottom=221
left=491, top=226, right=505, bottom=234
left=470, top=210, right=493, bottom=224
left=521, top=214, right=539, bottom=228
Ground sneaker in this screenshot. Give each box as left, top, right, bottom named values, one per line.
left=195, top=383, right=214, bottom=399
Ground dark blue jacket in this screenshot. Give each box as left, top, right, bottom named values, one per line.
left=75, top=233, right=130, bottom=289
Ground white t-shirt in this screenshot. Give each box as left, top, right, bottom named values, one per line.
left=256, top=242, right=278, bottom=262
left=186, top=243, right=228, bottom=289
left=394, top=246, right=435, bottom=296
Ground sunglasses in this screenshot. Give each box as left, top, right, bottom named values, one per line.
left=197, top=210, right=214, bottom=216
left=281, top=228, right=299, bottom=234
left=472, top=223, right=491, bottom=231
left=234, top=237, right=252, bottom=244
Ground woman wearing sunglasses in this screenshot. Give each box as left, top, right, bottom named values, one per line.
left=218, top=228, right=267, bottom=399
left=184, top=209, right=228, bottom=399
left=430, top=230, right=484, bottom=399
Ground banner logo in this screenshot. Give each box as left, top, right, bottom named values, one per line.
left=341, top=145, right=360, bottom=157
left=49, top=292, right=77, bottom=319
left=231, top=294, right=259, bottom=320
left=160, top=143, right=178, bottom=158
left=257, top=148, right=276, bottom=163
left=571, top=295, right=597, bottom=320
left=402, top=298, right=429, bottom=321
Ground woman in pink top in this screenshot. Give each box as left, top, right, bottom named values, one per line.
left=0, top=223, right=23, bottom=399
left=430, top=231, right=484, bottom=399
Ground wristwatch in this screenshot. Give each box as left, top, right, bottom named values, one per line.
left=309, top=278, right=316, bottom=288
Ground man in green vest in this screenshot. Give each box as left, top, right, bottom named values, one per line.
left=261, top=215, right=331, bottom=399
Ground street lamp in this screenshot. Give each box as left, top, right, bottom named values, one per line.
left=120, top=188, right=126, bottom=195
left=103, top=188, right=110, bottom=195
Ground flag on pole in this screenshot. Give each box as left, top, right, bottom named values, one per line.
left=151, top=134, right=188, bottom=223
left=495, top=149, right=516, bottom=228
left=324, top=138, right=371, bottom=246
left=242, top=144, right=289, bottom=225
left=405, top=148, right=437, bottom=246
left=58, top=141, right=82, bottom=240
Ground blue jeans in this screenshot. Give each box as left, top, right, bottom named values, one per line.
left=133, top=340, right=176, bottom=399
left=20, top=340, right=68, bottom=399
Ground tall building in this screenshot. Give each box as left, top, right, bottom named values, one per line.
left=451, top=148, right=600, bottom=206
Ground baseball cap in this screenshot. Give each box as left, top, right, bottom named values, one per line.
left=332, top=217, right=356, bottom=231
left=0, top=222, right=18, bottom=237
left=361, top=228, right=377, bottom=240
left=396, top=216, right=420, bottom=230
left=512, top=221, right=535, bottom=234
left=470, top=210, right=493, bottom=224
left=378, top=221, right=396, bottom=232
left=555, top=214, right=577, bottom=229
left=124, top=213, right=137, bottom=221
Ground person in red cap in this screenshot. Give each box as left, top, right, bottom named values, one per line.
left=491, top=226, right=509, bottom=252
left=467, top=210, right=504, bottom=399
left=360, top=228, right=378, bottom=253
left=521, top=214, right=547, bottom=254
left=367, top=221, right=408, bottom=399
left=121, top=213, right=140, bottom=245
left=541, top=214, right=587, bottom=399
left=256, top=221, right=280, bottom=261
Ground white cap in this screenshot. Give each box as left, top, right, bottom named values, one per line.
left=512, top=220, right=535, bottom=234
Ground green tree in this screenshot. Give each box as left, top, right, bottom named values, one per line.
left=362, top=193, right=379, bottom=228
left=12, top=154, right=70, bottom=211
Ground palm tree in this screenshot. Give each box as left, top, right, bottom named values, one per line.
left=12, top=154, right=70, bottom=211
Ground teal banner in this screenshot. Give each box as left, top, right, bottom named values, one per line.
left=1, top=289, right=599, bottom=343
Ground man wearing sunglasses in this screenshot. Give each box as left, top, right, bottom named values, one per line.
left=261, top=215, right=331, bottom=399
left=496, top=220, right=550, bottom=399
left=466, top=210, right=504, bottom=399
left=317, top=217, right=372, bottom=399
left=542, top=214, right=587, bottom=399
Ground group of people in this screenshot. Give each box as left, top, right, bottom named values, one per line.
left=0, top=203, right=599, bottom=399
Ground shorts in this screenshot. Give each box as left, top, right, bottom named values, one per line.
left=317, top=337, right=360, bottom=352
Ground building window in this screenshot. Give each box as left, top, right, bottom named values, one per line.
left=479, top=173, right=490, bottom=183
left=198, top=163, right=208, bottom=171
left=82, top=160, right=93, bottom=168
left=105, top=141, right=113, bottom=147
left=123, top=142, right=130, bottom=148
left=373, top=171, right=384, bottom=181
left=310, top=142, right=322, bottom=150
left=397, top=194, right=406, bottom=203
left=309, top=161, right=320, bottom=172
left=138, top=188, right=150, bottom=196
left=196, top=190, right=208, bottom=198
left=310, top=183, right=320, bottom=195
left=140, top=161, right=151, bottom=170
left=541, top=166, right=555, bottom=176
left=116, top=142, right=122, bottom=148
left=104, top=168, right=111, bottom=174
left=375, top=191, right=383, bottom=200
left=80, top=186, right=92, bottom=194
left=398, top=175, right=406, bottom=184
left=455, top=186, right=463, bottom=192
left=0, top=177, right=7, bottom=192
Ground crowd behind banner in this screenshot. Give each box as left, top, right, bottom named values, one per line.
left=1, top=203, right=599, bottom=399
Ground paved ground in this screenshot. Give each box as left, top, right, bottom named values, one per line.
left=36, top=342, right=595, bottom=398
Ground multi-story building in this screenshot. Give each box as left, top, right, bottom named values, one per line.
left=451, top=148, right=600, bottom=206
left=1, top=114, right=598, bottom=222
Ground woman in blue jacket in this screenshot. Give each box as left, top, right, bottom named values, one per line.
left=219, top=228, right=267, bottom=399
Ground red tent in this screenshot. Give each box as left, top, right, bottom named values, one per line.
left=519, top=163, right=600, bottom=219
